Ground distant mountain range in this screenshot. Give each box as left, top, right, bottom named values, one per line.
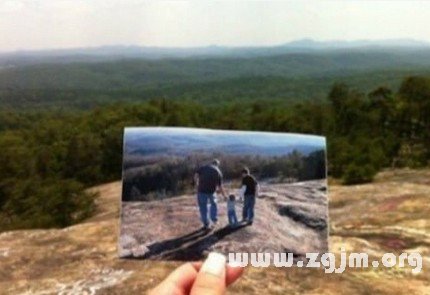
left=1, top=39, right=429, bottom=66
left=282, top=38, right=429, bottom=49
left=2, top=39, right=430, bottom=110
left=124, top=128, right=325, bottom=158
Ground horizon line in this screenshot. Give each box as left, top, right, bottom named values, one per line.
left=1, top=38, right=430, bottom=55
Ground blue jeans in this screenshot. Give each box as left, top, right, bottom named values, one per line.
left=228, top=210, right=238, bottom=225
left=242, top=195, right=256, bottom=221
left=197, top=192, right=218, bottom=226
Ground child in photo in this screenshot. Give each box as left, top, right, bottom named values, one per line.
left=227, top=194, right=238, bottom=227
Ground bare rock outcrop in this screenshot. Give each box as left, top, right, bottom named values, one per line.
left=1, top=169, right=429, bottom=294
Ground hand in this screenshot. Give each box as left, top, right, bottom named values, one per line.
left=218, top=186, right=227, bottom=199
left=149, top=252, right=244, bottom=295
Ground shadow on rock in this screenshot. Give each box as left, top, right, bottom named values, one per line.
left=129, top=223, right=249, bottom=261
left=161, top=223, right=249, bottom=261
left=139, top=228, right=210, bottom=259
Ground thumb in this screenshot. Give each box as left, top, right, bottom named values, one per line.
left=190, top=252, right=227, bottom=295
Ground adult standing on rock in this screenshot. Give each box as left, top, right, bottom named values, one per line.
left=240, top=167, right=259, bottom=225
left=194, top=159, right=226, bottom=229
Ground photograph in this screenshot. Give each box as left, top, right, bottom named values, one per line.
left=2, top=0, right=429, bottom=293
left=119, top=127, right=328, bottom=260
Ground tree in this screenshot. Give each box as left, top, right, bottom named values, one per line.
left=396, top=76, right=430, bottom=166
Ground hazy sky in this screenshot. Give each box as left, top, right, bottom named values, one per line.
left=1, top=0, right=430, bottom=51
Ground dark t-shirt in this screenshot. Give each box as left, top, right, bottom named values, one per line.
left=242, top=175, right=257, bottom=196
left=197, top=165, right=222, bottom=194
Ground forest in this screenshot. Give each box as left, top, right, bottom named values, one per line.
left=1, top=45, right=430, bottom=232
left=2, top=49, right=430, bottom=109
left=0, top=75, right=429, bottom=231
left=122, top=149, right=326, bottom=201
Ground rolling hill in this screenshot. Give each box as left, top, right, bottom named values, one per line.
left=1, top=41, right=430, bottom=109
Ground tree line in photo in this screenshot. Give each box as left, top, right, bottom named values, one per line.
left=0, top=76, right=429, bottom=230
left=122, top=149, right=326, bottom=202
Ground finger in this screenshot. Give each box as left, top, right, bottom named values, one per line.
left=191, top=262, right=244, bottom=286
left=226, top=264, right=245, bottom=285
left=190, top=252, right=227, bottom=295
left=191, top=262, right=202, bottom=270
left=149, top=263, right=199, bottom=295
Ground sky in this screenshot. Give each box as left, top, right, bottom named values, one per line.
left=1, top=0, right=430, bottom=51
left=126, top=127, right=326, bottom=148
left=125, top=127, right=326, bottom=155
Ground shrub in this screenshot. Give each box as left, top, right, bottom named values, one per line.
left=1, top=178, right=96, bottom=230
left=342, top=163, right=377, bottom=185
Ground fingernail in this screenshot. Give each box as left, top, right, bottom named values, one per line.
left=201, top=252, right=226, bottom=277
left=228, top=260, right=243, bottom=268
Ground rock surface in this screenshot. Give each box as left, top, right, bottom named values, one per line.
left=119, top=180, right=328, bottom=260
left=0, top=169, right=429, bottom=294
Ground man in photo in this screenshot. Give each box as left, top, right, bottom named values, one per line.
left=194, top=159, right=226, bottom=229
left=240, top=167, right=259, bottom=225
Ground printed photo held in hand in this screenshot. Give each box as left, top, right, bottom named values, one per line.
left=118, top=127, right=328, bottom=261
